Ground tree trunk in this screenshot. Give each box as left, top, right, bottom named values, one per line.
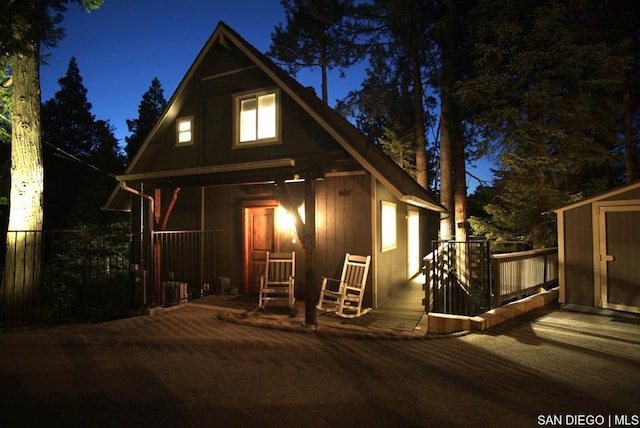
left=439, top=101, right=454, bottom=240
left=453, top=115, right=467, bottom=242
left=2, top=42, right=44, bottom=322
left=412, top=50, right=429, bottom=190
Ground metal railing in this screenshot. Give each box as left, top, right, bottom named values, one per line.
left=424, top=241, right=491, bottom=316
left=1, top=228, right=131, bottom=327
left=491, top=247, right=558, bottom=306
left=424, top=242, right=558, bottom=316
left=151, top=230, right=223, bottom=306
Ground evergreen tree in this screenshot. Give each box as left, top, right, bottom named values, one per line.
left=0, top=0, right=103, bottom=313
left=269, top=0, right=360, bottom=103
left=125, top=77, right=166, bottom=163
left=338, top=0, right=439, bottom=191
left=459, top=0, right=637, bottom=247
left=42, top=57, right=95, bottom=158
left=41, top=57, right=124, bottom=227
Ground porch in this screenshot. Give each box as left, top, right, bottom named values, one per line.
left=187, top=273, right=427, bottom=334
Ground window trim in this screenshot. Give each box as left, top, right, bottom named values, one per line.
left=176, top=115, right=194, bottom=146
left=233, top=88, right=281, bottom=148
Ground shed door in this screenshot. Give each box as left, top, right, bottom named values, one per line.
left=598, top=205, right=640, bottom=313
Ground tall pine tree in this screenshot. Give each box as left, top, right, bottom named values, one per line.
left=125, top=77, right=166, bottom=163
left=0, top=0, right=103, bottom=316
left=459, top=0, right=636, bottom=247
left=269, top=0, right=360, bottom=103
left=42, top=57, right=124, bottom=227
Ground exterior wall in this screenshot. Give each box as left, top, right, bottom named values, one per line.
left=560, top=185, right=640, bottom=309
left=373, top=180, right=439, bottom=306
left=315, top=173, right=373, bottom=305
left=130, top=45, right=342, bottom=175
left=561, top=204, right=594, bottom=306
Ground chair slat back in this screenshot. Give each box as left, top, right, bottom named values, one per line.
left=340, top=254, right=371, bottom=288
left=265, top=252, right=295, bottom=283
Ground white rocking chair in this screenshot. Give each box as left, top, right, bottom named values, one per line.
left=259, top=252, right=295, bottom=309
left=316, top=253, right=372, bottom=318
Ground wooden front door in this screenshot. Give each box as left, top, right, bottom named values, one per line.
left=243, top=203, right=278, bottom=294
left=597, top=203, right=640, bottom=313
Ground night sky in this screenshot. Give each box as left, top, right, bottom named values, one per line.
left=38, top=0, right=492, bottom=190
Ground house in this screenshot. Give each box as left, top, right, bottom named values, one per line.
left=554, top=181, right=640, bottom=314
left=104, top=21, right=445, bottom=311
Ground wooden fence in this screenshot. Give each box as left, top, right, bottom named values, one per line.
left=490, top=247, right=558, bottom=306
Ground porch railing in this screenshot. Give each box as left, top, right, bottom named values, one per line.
left=423, top=241, right=491, bottom=316
left=491, top=247, right=558, bottom=306
left=424, top=242, right=558, bottom=316
left=151, top=230, right=223, bottom=306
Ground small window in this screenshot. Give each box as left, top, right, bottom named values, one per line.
left=176, top=116, right=194, bottom=146
left=234, top=89, right=280, bottom=147
left=381, top=201, right=397, bottom=252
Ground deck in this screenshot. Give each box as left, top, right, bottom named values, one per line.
left=189, top=274, right=426, bottom=332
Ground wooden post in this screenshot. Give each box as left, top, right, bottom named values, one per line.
left=303, top=175, right=317, bottom=327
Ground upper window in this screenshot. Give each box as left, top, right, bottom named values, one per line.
left=234, top=89, right=280, bottom=147
left=176, top=116, right=194, bottom=146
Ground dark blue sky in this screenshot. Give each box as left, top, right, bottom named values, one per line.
left=40, top=0, right=361, bottom=143
left=39, top=0, right=492, bottom=190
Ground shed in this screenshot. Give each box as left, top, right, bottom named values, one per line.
left=555, top=181, right=640, bottom=314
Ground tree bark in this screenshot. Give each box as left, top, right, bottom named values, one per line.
left=412, top=50, right=429, bottom=190
left=2, top=40, right=45, bottom=321
left=439, top=101, right=454, bottom=240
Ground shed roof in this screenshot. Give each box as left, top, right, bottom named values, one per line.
left=105, top=21, right=445, bottom=213
left=554, top=180, right=640, bottom=213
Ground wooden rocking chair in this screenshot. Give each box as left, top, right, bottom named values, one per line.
left=316, top=253, right=372, bottom=318
left=259, top=251, right=295, bottom=309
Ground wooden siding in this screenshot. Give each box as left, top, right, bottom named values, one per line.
left=375, top=181, right=406, bottom=305
left=132, top=43, right=343, bottom=175
left=315, top=173, right=373, bottom=305
left=562, top=204, right=594, bottom=305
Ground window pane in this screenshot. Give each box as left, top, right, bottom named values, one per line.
left=178, top=120, right=191, bottom=132
left=257, top=93, right=276, bottom=140
left=177, top=118, right=193, bottom=144
left=240, top=99, right=257, bottom=142
left=381, top=201, right=397, bottom=251
left=178, top=130, right=191, bottom=143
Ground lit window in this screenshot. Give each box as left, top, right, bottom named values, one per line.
left=235, top=89, right=279, bottom=146
left=381, top=201, right=397, bottom=252
left=176, top=116, right=194, bottom=146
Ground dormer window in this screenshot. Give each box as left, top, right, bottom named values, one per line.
left=176, top=116, right=194, bottom=146
left=234, top=88, right=280, bottom=147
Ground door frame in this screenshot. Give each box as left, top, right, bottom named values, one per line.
left=593, top=200, right=640, bottom=313
left=242, top=200, right=280, bottom=294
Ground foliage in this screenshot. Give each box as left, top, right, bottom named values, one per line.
left=269, top=0, right=361, bottom=103
left=336, top=0, right=440, bottom=190
left=459, top=0, right=639, bottom=246
left=125, top=77, right=167, bottom=163
left=41, top=224, right=132, bottom=323
left=41, top=57, right=125, bottom=228
left=379, top=122, right=417, bottom=179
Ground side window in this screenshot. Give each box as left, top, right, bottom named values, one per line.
left=381, top=201, right=397, bottom=252
left=234, top=89, right=280, bottom=147
left=176, top=116, right=194, bottom=146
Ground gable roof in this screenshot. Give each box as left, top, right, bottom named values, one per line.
left=106, top=21, right=445, bottom=213
left=554, top=180, right=640, bottom=213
